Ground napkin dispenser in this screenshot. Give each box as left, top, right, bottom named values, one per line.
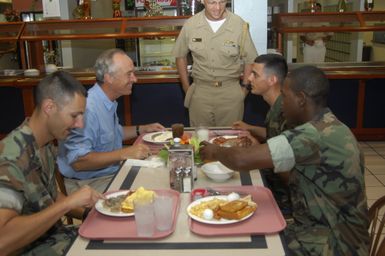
left=168, top=144, right=194, bottom=193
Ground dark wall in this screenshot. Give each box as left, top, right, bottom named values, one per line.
left=0, top=87, right=25, bottom=134
left=1, top=78, right=384, bottom=136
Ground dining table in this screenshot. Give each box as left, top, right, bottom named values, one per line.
left=65, top=129, right=289, bottom=256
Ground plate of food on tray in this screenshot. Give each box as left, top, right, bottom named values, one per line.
left=209, top=135, right=252, bottom=147
left=95, top=187, right=155, bottom=217
left=142, top=131, right=173, bottom=144
left=187, top=193, right=257, bottom=224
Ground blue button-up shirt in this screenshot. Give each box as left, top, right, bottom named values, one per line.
left=57, top=84, right=123, bottom=179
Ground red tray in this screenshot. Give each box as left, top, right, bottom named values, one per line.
left=79, top=189, right=180, bottom=240
left=188, top=186, right=286, bottom=236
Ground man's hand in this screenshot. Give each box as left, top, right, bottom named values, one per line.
left=62, top=185, right=104, bottom=210
left=121, top=144, right=151, bottom=160
left=232, top=121, right=254, bottom=131
left=140, top=123, right=165, bottom=134
left=199, top=141, right=220, bottom=162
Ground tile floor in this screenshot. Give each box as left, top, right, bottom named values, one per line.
left=362, top=141, right=385, bottom=247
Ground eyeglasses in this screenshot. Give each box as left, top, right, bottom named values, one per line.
left=206, top=0, right=227, bottom=7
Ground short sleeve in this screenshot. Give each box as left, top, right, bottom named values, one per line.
left=0, top=163, right=25, bottom=213
left=0, top=187, right=24, bottom=213
left=267, top=135, right=295, bottom=173
left=63, top=110, right=99, bottom=164
left=172, top=25, right=190, bottom=58
left=242, top=24, right=258, bottom=64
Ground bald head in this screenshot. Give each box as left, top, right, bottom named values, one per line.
left=94, top=48, right=129, bottom=84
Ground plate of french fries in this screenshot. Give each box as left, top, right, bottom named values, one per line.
left=187, top=194, right=257, bottom=224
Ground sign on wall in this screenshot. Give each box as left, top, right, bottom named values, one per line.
left=135, top=0, right=177, bottom=7
left=42, top=0, right=61, bottom=18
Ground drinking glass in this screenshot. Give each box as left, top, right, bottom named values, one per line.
left=172, top=123, right=184, bottom=138
left=134, top=200, right=155, bottom=237
left=154, top=195, right=174, bottom=231
left=196, top=126, right=209, bottom=142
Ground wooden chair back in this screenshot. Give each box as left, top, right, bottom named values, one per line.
left=369, top=195, right=385, bottom=256
left=55, top=169, right=73, bottom=224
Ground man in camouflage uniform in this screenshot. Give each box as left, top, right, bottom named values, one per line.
left=200, top=66, right=369, bottom=255
left=232, top=54, right=291, bottom=215
left=0, top=71, right=103, bottom=255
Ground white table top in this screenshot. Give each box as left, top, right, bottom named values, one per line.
left=66, top=162, right=287, bottom=256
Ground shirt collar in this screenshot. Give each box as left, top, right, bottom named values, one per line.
left=94, top=83, right=117, bottom=112
left=197, top=11, right=234, bottom=33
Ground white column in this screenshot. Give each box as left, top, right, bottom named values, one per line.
left=233, top=0, right=267, bottom=54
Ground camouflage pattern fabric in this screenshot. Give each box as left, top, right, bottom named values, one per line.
left=281, top=108, right=369, bottom=255
left=21, top=225, right=78, bottom=256
left=265, top=95, right=287, bottom=139
left=261, top=95, right=292, bottom=215
left=0, top=120, right=76, bottom=255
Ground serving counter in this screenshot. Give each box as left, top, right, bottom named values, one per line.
left=1, top=62, right=385, bottom=141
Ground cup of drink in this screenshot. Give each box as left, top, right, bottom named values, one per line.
left=171, top=123, right=184, bottom=138
left=154, top=195, right=174, bottom=231
left=196, top=126, right=209, bottom=142
left=134, top=200, right=155, bottom=237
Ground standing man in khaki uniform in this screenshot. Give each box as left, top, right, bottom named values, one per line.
left=300, top=3, right=333, bottom=63
left=172, top=0, right=258, bottom=127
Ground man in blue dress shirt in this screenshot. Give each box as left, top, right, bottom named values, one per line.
left=57, top=48, right=164, bottom=193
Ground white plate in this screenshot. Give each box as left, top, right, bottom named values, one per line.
left=95, top=190, right=134, bottom=217
left=187, top=195, right=254, bottom=225
left=142, top=131, right=173, bottom=144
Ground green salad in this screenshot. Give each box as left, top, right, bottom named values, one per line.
left=158, top=136, right=203, bottom=165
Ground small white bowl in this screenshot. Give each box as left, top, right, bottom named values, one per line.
left=201, top=161, right=234, bottom=182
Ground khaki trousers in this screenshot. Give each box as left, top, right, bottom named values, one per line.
left=187, top=79, right=245, bottom=127
left=64, top=174, right=115, bottom=194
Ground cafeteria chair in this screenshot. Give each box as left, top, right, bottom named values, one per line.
left=369, top=195, right=385, bottom=256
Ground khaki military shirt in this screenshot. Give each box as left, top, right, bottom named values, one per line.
left=173, top=11, right=257, bottom=81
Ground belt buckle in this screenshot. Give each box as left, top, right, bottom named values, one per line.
left=213, top=81, right=222, bottom=87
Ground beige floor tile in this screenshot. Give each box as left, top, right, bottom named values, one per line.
left=366, top=175, right=383, bottom=187
left=366, top=187, right=385, bottom=200
left=364, top=156, right=385, bottom=164
left=375, top=149, right=385, bottom=155
left=364, top=152, right=382, bottom=157
left=366, top=168, right=374, bottom=176
left=368, top=199, right=376, bottom=208
left=366, top=166, right=385, bottom=175
left=375, top=175, right=385, bottom=186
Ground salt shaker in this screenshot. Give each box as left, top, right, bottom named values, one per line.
left=182, top=167, right=193, bottom=193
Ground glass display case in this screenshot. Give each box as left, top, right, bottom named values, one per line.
left=272, top=11, right=385, bottom=53
left=134, top=2, right=179, bottom=69
left=14, top=16, right=188, bottom=69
